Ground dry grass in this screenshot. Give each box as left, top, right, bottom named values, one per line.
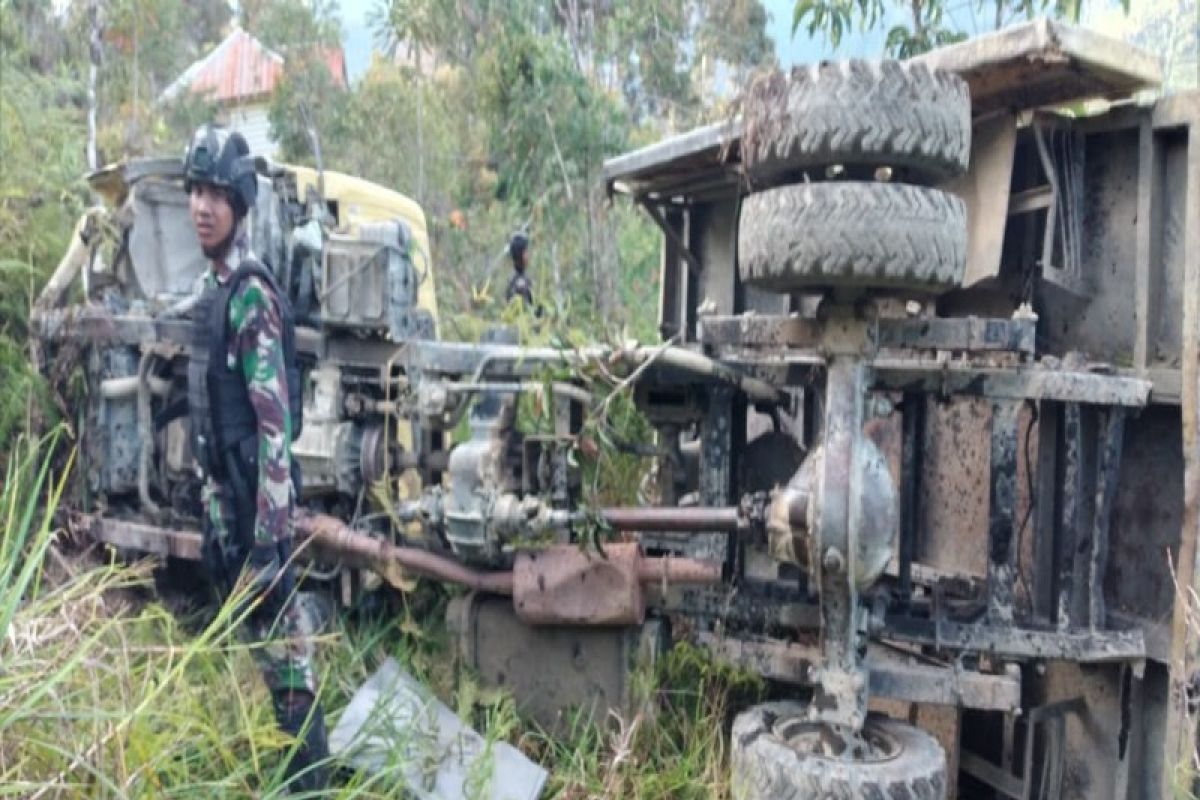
left=0, top=432, right=762, bottom=799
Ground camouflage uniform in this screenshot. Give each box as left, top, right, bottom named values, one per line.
left=201, top=231, right=316, bottom=697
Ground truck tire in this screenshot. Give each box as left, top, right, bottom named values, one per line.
left=731, top=702, right=947, bottom=800
left=741, top=60, right=970, bottom=184
left=737, top=182, right=967, bottom=293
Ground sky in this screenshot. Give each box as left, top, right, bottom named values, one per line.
left=333, top=0, right=893, bottom=83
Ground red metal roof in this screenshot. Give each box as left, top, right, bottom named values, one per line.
left=165, top=28, right=346, bottom=106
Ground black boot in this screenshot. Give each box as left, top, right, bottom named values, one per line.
left=275, top=691, right=331, bottom=795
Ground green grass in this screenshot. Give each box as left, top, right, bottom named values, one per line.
left=0, top=432, right=763, bottom=799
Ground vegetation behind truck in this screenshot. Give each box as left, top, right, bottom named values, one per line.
left=31, top=20, right=1200, bottom=800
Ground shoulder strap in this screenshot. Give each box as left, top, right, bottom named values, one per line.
left=212, top=256, right=305, bottom=441
left=212, top=258, right=288, bottom=357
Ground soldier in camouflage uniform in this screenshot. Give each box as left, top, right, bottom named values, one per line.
left=184, top=124, right=329, bottom=792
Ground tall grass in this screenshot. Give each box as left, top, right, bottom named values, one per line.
left=0, top=431, right=758, bottom=798
left=0, top=430, right=287, bottom=797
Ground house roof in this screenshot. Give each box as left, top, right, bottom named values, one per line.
left=161, top=27, right=346, bottom=106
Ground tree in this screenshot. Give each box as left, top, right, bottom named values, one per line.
left=370, top=0, right=773, bottom=329
left=0, top=2, right=90, bottom=443
left=792, top=0, right=1125, bottom=57
left=259, top=0, right=346, bottom=174
left=1123, top=0, right=1198, bottom=90
left=240, top=0, right=340, bottom=52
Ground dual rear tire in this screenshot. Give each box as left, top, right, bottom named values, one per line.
left=728, top=59, right=967, bottom=799
left=736, top=61, right=971, bottom=295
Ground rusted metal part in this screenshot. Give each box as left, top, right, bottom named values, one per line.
left=987, top=399, right=1020, bottom=624
left=298, top=512, right=515, bottom=594
left=721, top=355, right=1153, bottom=407
left=599, top=506, right=742, bottom=532
left=883, top=614, right=1145, bottom=662
left=513, top=543, right=721, bottom=626
left=786, top=491, right=810, bottom=527
left=31, top=306, right=192, bottom=348
left=766, top=441, right=893, bottom=590
left=699, top=633, right=1021, bottom=712
left=79, top=511, right=516, bottom=594
left=514, top=544, right=643, bottom=625
left=699, top=316, right=823, bottom=349
left=699, top=314, right=1036, bottom=355
left=77, top=513, right=203, bottom=560
left=870, top=361, right=1152, bottom=406
left=448, top=593, right=664, bottom=733
left=811, top=356, right=870, bottom=729
left=635, top=553, right=721, bottom=584
left=867, top=653, right=1020, bottom=715
left=654, top=582, right=821, bottom=632
left=766, top=473, right=813, bottom=571
left=1032, top=402, right=1061, bottom=625
left=1057, top=403, right=1086, bottom=630
left=962, top=696, right=1087, bottom=800
left=1089, top=409, right=1125, bottom=631
left=691, top=384, right=739, bottom=563
left=897, top=393, right=925, bottom=607
left=959, top=751, right=1024, bottom=799
left=877, top=317, right=1035, bottom=355
left=1018, top=697, right=1087, bottom=800
left=639, top=198, right=701, bottom=278
left=407, top=340, right=783, bottom=404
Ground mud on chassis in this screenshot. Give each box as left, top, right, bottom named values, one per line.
left=414, top=37, right=1161, bottom=795
left=599, top=22, right=1200, bottom=799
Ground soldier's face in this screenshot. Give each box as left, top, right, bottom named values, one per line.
left=189, top=183, right=235, bottom=258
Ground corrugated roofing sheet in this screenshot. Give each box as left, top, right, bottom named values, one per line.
left=162, top=28, right=346, bottom=106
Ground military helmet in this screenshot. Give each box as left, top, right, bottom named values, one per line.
left=509, top=231, right=529, bottom=259
left=183, top=124, right=257, bottom=218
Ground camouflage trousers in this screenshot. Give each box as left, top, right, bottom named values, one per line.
left=204, top=481, right=318, bottom=697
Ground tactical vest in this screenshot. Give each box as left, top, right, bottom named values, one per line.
left=189, top=258, right=304, bottom=493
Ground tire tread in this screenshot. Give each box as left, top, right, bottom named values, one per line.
left=742, top=61, right=971, bottom=183
left=737, top=182, right=967, bottom=292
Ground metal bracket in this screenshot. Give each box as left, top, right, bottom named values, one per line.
left=639, top=199, right=701, bottom=278
left=699, top=314, right=1037, bottom=356
left=959, top=696, right=1086, bottom=800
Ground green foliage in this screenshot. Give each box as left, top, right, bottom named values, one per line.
left=240, top=0, right=341, bottom=51
left=0, top=434, right=756, bottom=796
left=535, top=641, right=766, bottom=798
left=0, top=21, right=88, bottom=451
left=60, top=0, right=233, bottom=157
left=792, top=0, right=1127, bottom=56
left=1126, top=0, right=1198, bottom=91
left=792, top=0, right=884, bottom=50
left=367, top=0, right=768, bottom=335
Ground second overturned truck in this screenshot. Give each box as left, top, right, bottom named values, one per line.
left=31, top=20, right=1200, bottom=800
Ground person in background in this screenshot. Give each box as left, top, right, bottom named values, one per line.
left=505, top=231, right=534, bottom=306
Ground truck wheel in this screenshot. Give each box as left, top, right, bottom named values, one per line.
left=737, top=182, right=967, bottom=293
left=741, top=61, right=970, bottom=185
left=731, top=702, right=947, bottom=800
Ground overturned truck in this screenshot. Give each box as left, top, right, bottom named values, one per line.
left=31, top=20, right=1200, bottom=800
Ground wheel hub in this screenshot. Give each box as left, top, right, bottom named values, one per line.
left=774, top=718, right=901, bottom=763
